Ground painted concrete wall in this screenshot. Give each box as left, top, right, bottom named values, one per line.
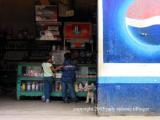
left=98, top=0, right=160, bottom=115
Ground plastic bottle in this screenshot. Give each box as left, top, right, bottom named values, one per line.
left=35, top=82, right=39, bottom=91
left=84, top=81, right=88, bottom=92
left=59, top=83, right=62, bottom=92
left=21, top=82, right=26, bottom=92
left=27, top=82, right=31, bottom=91
left=75, top=84, right=79, bottom=92
left=78, top=83, right=83, bottom=92
left=32, top=82, right=35, bottom=91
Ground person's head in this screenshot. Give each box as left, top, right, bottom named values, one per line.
left=46, top=56, right=52, bottom=63
left=64, top=52, right=71, bottom=60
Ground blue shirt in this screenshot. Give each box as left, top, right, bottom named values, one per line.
left=61, top=59, right=77, bottom=83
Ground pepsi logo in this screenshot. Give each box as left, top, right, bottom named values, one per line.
left=126, top=0, right=160, bottom=45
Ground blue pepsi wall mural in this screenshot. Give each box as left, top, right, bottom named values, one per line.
left=98, top=0, right=160, bottom=115
left=103, top=0, right=160, bottom=63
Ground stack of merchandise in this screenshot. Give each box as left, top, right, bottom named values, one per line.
left=21, top=81, right=44, bottom=92
left=54, top=81, right=61, bottom=92
left=75, top=81, right=95, bottom=92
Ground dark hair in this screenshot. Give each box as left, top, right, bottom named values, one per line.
left=45, top=54, right=52, bottom=62
left=64, top=52, right=71, bottom=60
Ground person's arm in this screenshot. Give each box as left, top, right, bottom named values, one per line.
left=50, top=65, right=63, bottom=72
left=50, top=66, right=56, bottom=72
left=56, top=65, right=64, bottom=70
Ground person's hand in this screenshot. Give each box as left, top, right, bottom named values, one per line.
left=57, top=65, right=63, bottom=70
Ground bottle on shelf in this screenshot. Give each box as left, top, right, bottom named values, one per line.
left=55, top=81, right=61, bottom=92
left=59, top=83, right=62, bottom=92
left=75, top=83, right=79, bottom=92
left=32, top=82, right=36, bottom=91
left=35, top=82, right=39, bottom=91
left=27, top=82, right=31, bottom=91
left=78, top=83, right=84, bottom=92
left=84, top=81, right=88, bottom=92
left=21, top=82, right=26, bottom=92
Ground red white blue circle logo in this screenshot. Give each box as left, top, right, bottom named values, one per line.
left=126, top=0, right=160, bottom=45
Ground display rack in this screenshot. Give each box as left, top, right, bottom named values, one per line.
left=16, top=63, right=96, bottom=100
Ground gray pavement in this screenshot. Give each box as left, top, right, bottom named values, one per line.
left=0, top=97, right=160, bottom=120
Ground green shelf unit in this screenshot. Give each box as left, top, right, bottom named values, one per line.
left=17, top=62, right=97, bottom=100
left=20, top=91, right=43, bottom=96
left=76, top=92, right=87, bottom=97
left=17, top=76, right=61, bottom=81
left=54, top=78, right=61, bottom=81
left=51, top=92, right=62, bottom=97
left=19, top=92, right=87, bottom=97
left=17, top=63, right=42, bottom=76
left=50, top=92, right=87, bottom=97
left=76, top=78, right=97, bottom=82
left=18, top=76, right=44, bottom=81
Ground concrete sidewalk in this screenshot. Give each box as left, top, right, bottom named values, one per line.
left=0, top=97, right=160, bottom=120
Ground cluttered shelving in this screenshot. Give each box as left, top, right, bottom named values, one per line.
left=16, top=63, right=96, bottom=100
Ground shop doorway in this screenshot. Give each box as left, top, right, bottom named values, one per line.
left=0, top=0, right=98, bottom=116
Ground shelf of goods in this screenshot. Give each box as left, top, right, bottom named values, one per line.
left=16, top=63, right=97, bottom=100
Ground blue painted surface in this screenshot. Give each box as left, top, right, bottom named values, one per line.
left=99, top=0, right=160, bottom=115
left=98, top=83, right=160, bottom=113
left=129, top=25, right=160, bottom=45
left=103, top=0, right=160, bottom=63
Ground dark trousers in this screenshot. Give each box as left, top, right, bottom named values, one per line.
left=62, top=81, right=76, bottom=100
left=44, top=76, right=53, bottom=100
